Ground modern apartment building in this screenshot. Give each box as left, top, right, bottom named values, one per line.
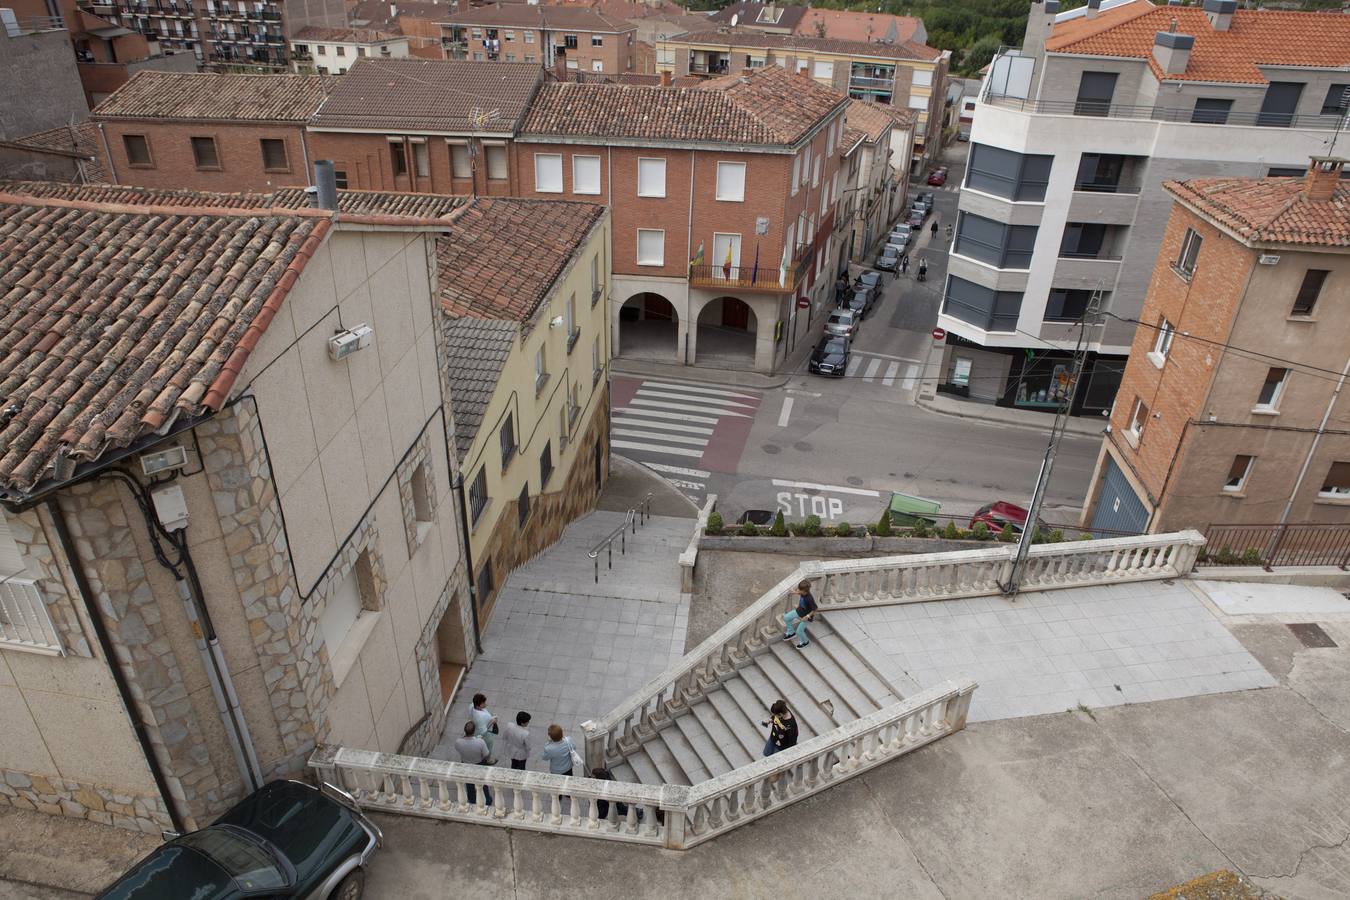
left=935, top=0, right=1350, bottom=417
left=289, top=24, right=409, bottom=73
left=1082, top=161, right=1350, bottom=537
left=514, top=66, right=848, bottom=373
left=439, top=3, right=636, bottom=74
left=655, top=28, right=947, bottom=173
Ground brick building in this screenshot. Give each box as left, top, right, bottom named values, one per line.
left=347, top=0, right=451, bottom=59
left=516, top=66, right=848, bottom=372
left=306, top=57, right=542, bottom=195
left=1081, top=159, right=1350, bottom=538
left=439, top=2, right=637, bottom=74
left=90, top=69, right=332, bottom=190
left=289, top=24, right=410, bottom=73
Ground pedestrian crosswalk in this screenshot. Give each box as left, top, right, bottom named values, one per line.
left=611, top=376, right=762, bottom=501
left=845, top=351, right=923, bottom=391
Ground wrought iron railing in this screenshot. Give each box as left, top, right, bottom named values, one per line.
left=1200, top=523, right=1350, bottom=570
left=689, top=264, right=784, bottom=291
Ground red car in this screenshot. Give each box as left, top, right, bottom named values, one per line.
left=969, top=501, right=1047, bottom=535
left=927, top=168, right=948, bottom=186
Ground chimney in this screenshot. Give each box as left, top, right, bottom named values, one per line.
left=1203, top=0, right=1235, bottom=31
left=389, top=2, right=396, bottom=15
left=1085, top=0, right=1101, bottom=20
left=554, top=51, right=567, bottom=81
left=456, top=0, right=467, bottom=11
left=313, top=160, right=339, bottom=210
left=1021, top=0, right=1057, bottom=59
left=1152, top=28, right=1193, bottom=75
left=660, top=69, right=671, bottom=86
left=1303, top=156, right=1344, bottom=203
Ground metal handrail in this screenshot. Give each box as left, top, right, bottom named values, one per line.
left=983, top=92, right=1350, bottom=132
left=587, top=493, right=653, bottom=583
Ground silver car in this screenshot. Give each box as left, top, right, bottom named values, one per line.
left=824, top=308, right=860, bottom=341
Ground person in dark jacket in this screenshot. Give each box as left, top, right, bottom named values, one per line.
left=762, top=700, right=798, bottom=757
left=782, top=579, right=818, bottom=648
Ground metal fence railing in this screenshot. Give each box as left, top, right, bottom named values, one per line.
left=1200, top=523, right=1350, bottom=570
left=983, top=93, right=1350, bottom=132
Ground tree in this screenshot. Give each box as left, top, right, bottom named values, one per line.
left=963, top=34, right=1003, bottom=75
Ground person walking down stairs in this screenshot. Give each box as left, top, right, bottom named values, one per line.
left=761, top=700, right=799, bottom=758
left=783, top=579, right=818, bottom=648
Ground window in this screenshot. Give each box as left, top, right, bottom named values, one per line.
left=412, top=141, right=430, bottom=178
left=715, top=161, right=746, bottom=201
left=1191, top=97, right=1233, bottom=124
left=534, top=153, right=563, bottom=193
left=524, top=30, right=534, bottom=42
left=317, top=43, right=325, bottom=54
left=636, top=228, right=664, bottom=266
left=912, top=68, right=933, bottom=88
left=1076, top=153, right=1131, bottom=193
left=563, top=33, right=578, bottom=49
left=941, top=276, right=1023, bottom=332
left=811, top=155, right=820, bottom=188
left=1174, top=227, right=1202, bottom=278
left=966, top=143, right=1052, bottom=201
left=358, top=46, right=366, bottom=56
left=505, top=53, right=515, bottom=62
left=524, top=54, right=536, bottom=62
left=540, top=442, right=554, bottom=485
left=825, top=121, right=835, bottom=156
left=123, top=133, right=152, bottom=167
left=565, top=293, right=577, bottom=349
left=534, top=344, right=548, bottom=393
left=559, top=405, right=569, bottom=447
left=1258, top=81, right=1304, bottom=127
left=813, top=59, right=833, bottom=79
left=1127, top=397, right=1148, bottom=440
left=1255, top=367, right=1288, bottom=410
left=907, top=95, right=928, bottom=111
left=1075, top=70, right=1118, bottom=116
left=191, top=136, right=220, bottom=169
left=590, top=253, right=601, bottom=304
left=517, top=483, right=531, bottom=526
left=573, top=154, right=601, bottom=194
left=591, top=34, right=602, bottom=46
left=952, top=212, right=1037, bottom=269
left=637, top=157, right=666, bottom=197
left=1223, top=455, right=1254, bottom=493
left=259, top=138, right=288, bottom=171
left=1059, top=222, right=1111, bottom=259
left=504, top=29, right=514, bottom=40
left=500, top=413, right=516, bottom=468
left=1044, top=289, right=1093, bottom=322
left=390, top=141, right=408, bottom=177
left=791, top=154, right=801, bottom=195
left=468, top=467, right=488, bottom=523
left=485, top=144, right=508, bottom=180
left=449, top=141, right=471, bottom=178
left=335, top=44, right=344, bottom=56
left=1320, top=461, right=1350, bottom=498
left=1292, top=269, right=1328, bottom=316
left=1321, top=84, right=1350, bottom=116
left=592, top=334, right=601, bottom=383
left=319, top=565, right=365, bottom=672
left=334, top=168, right=348, bottom=189
left=592, top=59, right=603, bottom=72
left=656, top=46, right=673, bottom=65
left=410, top=461, right=433, bottom=537
left=1151, top=317, right=1175, bottom=362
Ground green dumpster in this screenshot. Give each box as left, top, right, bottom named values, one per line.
left=887, top=491, right=941, bottom=527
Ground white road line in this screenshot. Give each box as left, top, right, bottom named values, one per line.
left=863, top=358, right=882, bottom=381
left=901, top=362, right=919, bottom=390
left=640, top=380, right=761, bottom=401
left=612, top=440, right=705, bottom=458
left=851, top=350, right=924, bottom=364
left=636, top=389, right=758, bottom=411
left=845, top=356, right=862, bottom=377
left=786, top=388, right=822, bottom=397
left=613, top=428, right=708, bottom=447
left=612, top=416, right=714, bottom=435
left=611, top=407, right=720, bottom=426
left=777, top=396, right=794, bottom=428
left=881, top=362, right=900, bottom=387
left=629, top=398, right=753, bottom=418
left=771, top=478, right=881, bottom=497
left=668, top=479, right=705, bottom=491
left=642, top=462, right=712, bottom=478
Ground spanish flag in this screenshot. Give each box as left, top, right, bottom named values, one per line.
left=722, top=242, right=734, bottom=279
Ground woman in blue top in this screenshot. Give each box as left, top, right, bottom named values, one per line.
left=783, top=579, right=818, bottom=648
left=539, top=723, right=577, bottom=776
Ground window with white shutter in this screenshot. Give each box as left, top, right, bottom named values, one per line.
left=637, top=157, right=666, bottom=197
left=637, top=229, right=665, bottom=265
left=573, top=155, right=601, bottom=194
left=716, top=161, right=746, bottom=201
left=534, top=153, right=563, bottom=193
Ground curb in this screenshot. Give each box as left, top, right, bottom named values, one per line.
left=914, top=392, right=1107, bottom=439
left=611, top=358, right=793, bottom=390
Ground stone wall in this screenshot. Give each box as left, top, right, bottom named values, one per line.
left=0, top=767, right=171, bottom=834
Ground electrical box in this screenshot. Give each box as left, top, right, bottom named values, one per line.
left=328, top=323, right=374, bottom=361
left=151, top=483, right=190, bottom=532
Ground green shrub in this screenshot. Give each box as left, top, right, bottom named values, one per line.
left=1240, top=548, right=1264, bottom=566
left=912, top=520, right=931, bottom=538
left=1048, top=529, right=1065, bottom=544
left=1080, top=533, right=1094, bottom=541
left=876, top=509, right=893, bottom=537
left=705, top=511, right=724, bottom=536
left=942, top=521, right=960, bottom=540
left=971, top=521, right=990, bottom=541
left=770, top=510, right=788, bottom=537
left=998, top=523, right=1015, bottom=543
left=834, top=521, right=853, bottom=537
left=738, top=520, right=760, bottom=536
left=803, top=515, right=823, bottom=537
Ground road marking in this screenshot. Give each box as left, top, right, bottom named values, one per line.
left=612, top=415, right=714, bottom=435
left=852, top=350, right=924, bottom=363
left=668, top=478, right=705, bottom=491
left=777, top=396, right=794, bottom=427
left=640, top=380, right=761, bottom=401
left=771, top=478, right=881, bottom=497
left=612, top=440, right=705, bottom=458
left=787, top=388, right=822, bottom=397
left=613, top=428, right=708, bottom=447
left=845, top=356, right=862, bottom=377
left=612, top=407, right=720, bottom=426
left=902, top=362, right=919, bottom=390
left=863, top=358, right=882, bottom=380
left=629, top=398, right=753, bottom=418
left=882, top=362, right=899, bottom=386
left=635, top=388, right=758, bottom=411
left=642, top=462, right=712, bottom=479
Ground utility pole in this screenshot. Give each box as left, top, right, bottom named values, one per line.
left=1001, top=287, right=1102, bottom=598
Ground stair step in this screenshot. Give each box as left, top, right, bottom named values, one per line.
left=617, top=747, right=663, bottom=786
left=815, top=630, right=902, bottom=707
left=721, top=676, right=791, bottom=750
left=737, top=659, right=830, bottom=741
left=670, top=706, right=737, bottom=778
left=764, top=639, right=868, bottom=723
left=608, top=760, right=641, bottom=786
left=769, top=636, right=895, bottom=720
left=688, top=695, right=756, bottom=769
left=751, top=652, right=840, bottom=737
left=644, top=732, right=702, bottom=786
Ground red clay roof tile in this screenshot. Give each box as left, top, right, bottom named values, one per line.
left=1165, top=174, right=1350, bottom=247
left=93, top=71, right=334, bottom=121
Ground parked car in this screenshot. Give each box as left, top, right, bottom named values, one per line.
left=808, top=334, right=851, bottom=376
left=95, top=781, right=382, bottom=900
left=918, top=192, right=935, bottom=207
left=890, top=223, right=913, bottom=240
left=957, top=130, right=971, bottom=142
left=854, top=270, right=884, bottom=292
left=824, top=308, right=860, bottom=340
left=839, top=287, right=876, bottom=319
left=737, top=509, right=774, bottom=526
left=969, top=501, right=1047, bottom=536
left=927, top=167, right=949, bottom=186
left=911, top=195, right=933, bottom=214
left=884, top=240, right=908, bottom=259
left=875, top=251, right=900, bottom=272
left=905, top=209, right=926, bottom=228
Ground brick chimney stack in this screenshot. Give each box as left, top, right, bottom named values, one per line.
left=1303, top=156, right=1344, bottom=203
left=660, top=69, right=671, bottom=87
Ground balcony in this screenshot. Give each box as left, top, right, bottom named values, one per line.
left=689, top=264, right=785, bottom=292
left=848, top=75, right=894, bottom=94
left=1052, top=256, right=1122, bottom=290
left=1066, top=190, right=1139, bottom=225
left=983, top=92, right=1350, bottom=132
left=566, top=327, right=581, bottom=354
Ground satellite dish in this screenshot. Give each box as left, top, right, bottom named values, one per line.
left=731, top=12, right=739, bottom=26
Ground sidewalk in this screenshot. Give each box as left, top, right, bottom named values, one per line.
left=915, top=389, right=1108, bottom=437
left=611, top=357, right=793, bottom=390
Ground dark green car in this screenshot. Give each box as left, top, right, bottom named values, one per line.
left=96, top=781, right=382, bottom=900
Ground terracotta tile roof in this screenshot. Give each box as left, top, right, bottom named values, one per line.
left=669, top=28, right=942, bottom=62
left=522, top=66, right=845, bottom=147
left=437, top=197, right=604, bottom=325
left=440, top=317, right=516, bottom=463
left=0, top=181, right=467, bottom=218
left=440, top=2, right=635, bottom=31
left=3, top=123, right=107, bottom=183
left=794, top=9, right=922, bottom=44
left=709, top=1, right=806, bottom=31
left=842, top=99, right=895, bottom=148
left=310, top=58, right=542, bottom=132
left=291, top=25, right=405, bottom=42
left=1165, top=175, right=1350, bottom=247
left=1046, top=2, right=1350, bottom=83
left=93, top=71, right=334, bottom=122
left=0, top=191, right=329, bottom=496
left=348, top=0, right=448, bottom=29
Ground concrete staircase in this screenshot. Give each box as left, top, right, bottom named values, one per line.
left=608, top=619, right=905, bottom=786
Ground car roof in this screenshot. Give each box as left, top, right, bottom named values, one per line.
left=986, top=501, right=1029, bottom=522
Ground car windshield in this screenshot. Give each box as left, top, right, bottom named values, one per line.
left=821, top=338, right=848, bottom=353
left=178, top=828, right=288, bottom=893
left=859, top=273, right=880, bottom=285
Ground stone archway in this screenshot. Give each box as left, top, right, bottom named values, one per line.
left=617, top=292, right=679, bottom=361
left=694, top=296, right=757, bottom=366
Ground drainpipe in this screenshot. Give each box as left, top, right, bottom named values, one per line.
left=45, top=497, right=188, bottom=836
left=1277, top=349, right=1350, bottom=529
left=95, top=121, right=118, bottom=185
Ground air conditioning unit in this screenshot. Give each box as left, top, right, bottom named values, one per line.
left=328, top=323, right=374, bottom=360
left=1257, top=253, right=1280, bottom=265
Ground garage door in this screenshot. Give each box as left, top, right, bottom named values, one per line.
left=1090, top=456, right=1149, bottom=536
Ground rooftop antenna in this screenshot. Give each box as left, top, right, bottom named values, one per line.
left=730, top=12, right=739, bottom=26
left=468, top=106, right=501, bottom=198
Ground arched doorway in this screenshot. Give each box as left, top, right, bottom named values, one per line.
left=695, top=296, right=757, bottom=366
left=617, top=292, right=679, bottom=361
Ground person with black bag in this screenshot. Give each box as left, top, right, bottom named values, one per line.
left=761, top=700, right=798, bottom=757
